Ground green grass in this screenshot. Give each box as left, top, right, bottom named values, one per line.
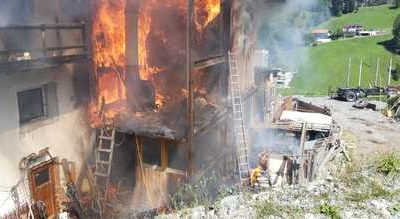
left=319, top=4, right=400, bottom=31
left=285, top=34, right=399, bottom=95
left=283, top=5, right=400, bottom=96
left=253, top=200, right=304, bottom=218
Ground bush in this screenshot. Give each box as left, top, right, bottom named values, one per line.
left=331, top=28, right=344, bottom=40
left=376, top=153, right=400, bottom=176
left=392, top=63, right=400, bottom=81
left=254, top=201, right=279, bottom=218
left=318, top=202, right=341, bottom=219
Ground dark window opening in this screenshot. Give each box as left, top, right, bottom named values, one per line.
left=18, top=88, right=45, bottom=125
left=167, top=143, right=186, bottom=170
left=34, top=168, right=50, bottom=187
left=142, top=138, right=162, bottom=166
left=17, top=82, right=59, bottom=126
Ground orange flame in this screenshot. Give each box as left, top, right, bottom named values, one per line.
left=195, top=0, right=221, bottom=32
left=92, top=0, right=126, bottom=67
left=98, top=71, right=126, bottom=106
left=91, top=0, right=127, bottom=126
left=138, top=0, right=220, bottom=109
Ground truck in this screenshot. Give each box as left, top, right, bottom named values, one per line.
left=330, top=86, right=400, bottom=102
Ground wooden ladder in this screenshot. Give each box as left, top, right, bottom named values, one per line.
left=94, top=125, right=116, bottom=202
left=228, top=52, right=250, bottom=184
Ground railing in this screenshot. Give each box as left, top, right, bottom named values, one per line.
left=0, top=23, right=87, bottom=70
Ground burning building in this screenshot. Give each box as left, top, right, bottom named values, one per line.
left=86, top=0, right=259, bottom=216
left=0, top=0, right=345, bottom=218
left=0, top=0, right=261, bottom=218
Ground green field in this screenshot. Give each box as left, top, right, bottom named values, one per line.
left=319, top=5, right=400, bottom=31
left=284, top=5, right=400, bottom=95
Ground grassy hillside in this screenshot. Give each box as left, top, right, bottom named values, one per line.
left=319, top=5, right=400, bottom=31
left=284, top=5, right=400, bottom=95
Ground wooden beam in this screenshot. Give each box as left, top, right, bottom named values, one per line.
left=0, top=23, right=85, bottom=30
left=193, top=55, right=227, bottom=71
left=186, top=0, right=195, bottom=180
left=298, top=122, right=307, bottom=184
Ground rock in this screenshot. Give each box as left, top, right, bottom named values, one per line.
left=190, top=206, right=206, bottom=218
left=217, top=195, right=242, bottom=217
left=370, top=199, right=389, bottom=209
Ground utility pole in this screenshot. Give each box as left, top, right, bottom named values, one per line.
left=375, top=58, right=380, bottom=86
left=358, top=58, right=363, bottom=87
left=388, top=57, right=393, bottom=87
left=346, top=57, right=351, bottom=87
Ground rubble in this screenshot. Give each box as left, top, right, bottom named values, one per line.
left=157, top=166, right=400, bottom=219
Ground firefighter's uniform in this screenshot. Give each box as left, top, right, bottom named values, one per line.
left=250, top=166, right=272, bottom=187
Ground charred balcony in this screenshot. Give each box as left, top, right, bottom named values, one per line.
left=0, top=23, right=88, bottom=73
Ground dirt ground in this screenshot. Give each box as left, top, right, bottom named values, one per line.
left=301, top=97, right=400, bottom=162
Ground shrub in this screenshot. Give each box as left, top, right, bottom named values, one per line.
left=331, top=28, right=344, bottom=40
left=376, top=153, right=400, bottom=176
left=318, top=202, right=341, bottom=219
left=254, top=201, right=280, bottom=218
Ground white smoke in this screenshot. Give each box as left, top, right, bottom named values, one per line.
left=257, top=0, right=330, bottom=71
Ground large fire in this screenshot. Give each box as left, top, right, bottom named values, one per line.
left=195, top=0, right=221, bottom=31
left=92, top=0, right=126, bottom=67
left=91, top=0, right=127, bottom=125
left=138, top=0, right=221, bottom=108
left=90, top=0, right=221, bottom=125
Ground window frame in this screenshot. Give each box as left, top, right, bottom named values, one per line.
left=17, top=86, right=47, bottom=125
left=138, top=137, right=185, bottom=175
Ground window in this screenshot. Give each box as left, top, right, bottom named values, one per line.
left=34, top=168, right=50, bottom=187
left=142, top=138, right=162, bottom=166
left=17, top=82, right=58, bottom=125
left=17, top=88, right=45, bottom=125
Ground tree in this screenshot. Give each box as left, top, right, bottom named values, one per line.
left=330, top=28, right=344, bottom=40
left=343, top=0, right=356, bottom=13
left=394, top=0, right=400, bottom=9
left=393, top=15, right=400, bottom=48
left=331, top=0, right=343, bottom=16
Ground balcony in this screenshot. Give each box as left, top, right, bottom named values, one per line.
left=0, top=23, right=88, bottom=73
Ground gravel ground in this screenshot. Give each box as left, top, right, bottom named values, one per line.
left=301, top=96, right=400, bottom=161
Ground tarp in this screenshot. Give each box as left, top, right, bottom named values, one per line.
left=280, top=111, right=333, bottom=126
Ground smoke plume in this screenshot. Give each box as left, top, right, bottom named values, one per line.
left=256, top=0, right=330, bottom=71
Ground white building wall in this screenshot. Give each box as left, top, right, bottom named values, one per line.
left=0, top=64, right=92, bottom=214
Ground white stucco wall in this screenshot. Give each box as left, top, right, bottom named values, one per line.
left=0, top=64, right=92, bottom=214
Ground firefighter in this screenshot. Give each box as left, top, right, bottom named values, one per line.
left=250, top=151, right=272, bottom=187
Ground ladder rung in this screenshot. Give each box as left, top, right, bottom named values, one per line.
left=97, top=148, right=112, bottom=153
left=94, top=172, right=108, bottom=177
left=96, top=160, right=111, bottom=165
left=99, top=136, right=114, bottom=141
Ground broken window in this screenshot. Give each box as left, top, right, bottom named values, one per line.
left=17, top=82, right=59, bottom=125
left=34, top=168, right=50, bottom=187
left=141, top=138, right=162, bottom=166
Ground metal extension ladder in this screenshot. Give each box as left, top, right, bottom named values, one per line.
left=94, top=125, right=116, bottom=202
left=228, top=52, right=250, bottom=184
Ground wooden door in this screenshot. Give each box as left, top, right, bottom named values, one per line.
left=29, top=161, right=58, bottom=218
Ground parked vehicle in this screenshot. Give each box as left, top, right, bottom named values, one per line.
left=329, top=86, right=398, bottom=102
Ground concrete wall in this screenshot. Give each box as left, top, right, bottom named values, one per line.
left=0, top=64, right=92, bottom=214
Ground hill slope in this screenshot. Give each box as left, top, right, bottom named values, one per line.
left=285, top=5, right=400, bottom=95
